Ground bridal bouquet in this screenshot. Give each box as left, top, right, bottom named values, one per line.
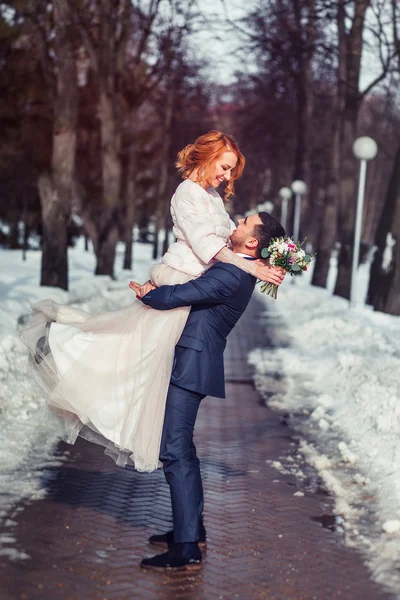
left=259, top=237, right=315, bottom=299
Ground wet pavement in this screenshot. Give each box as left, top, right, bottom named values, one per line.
left=0, top=297, right=393, bottom=600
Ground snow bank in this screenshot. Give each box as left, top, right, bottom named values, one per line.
left=249, top=278, right=400, bottom=592
left=0, top=239, right=153, bottom=559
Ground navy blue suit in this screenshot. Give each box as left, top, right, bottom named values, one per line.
left=142, top=260, right=256, bottom=542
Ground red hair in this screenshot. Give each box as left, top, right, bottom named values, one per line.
left=176, top=130, right=245, bottom=199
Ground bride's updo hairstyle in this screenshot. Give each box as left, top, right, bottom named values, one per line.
left=176, top=130, right=245, bottom=199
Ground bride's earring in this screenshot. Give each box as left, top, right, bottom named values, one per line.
left=201, top=170, right=205, bottom=177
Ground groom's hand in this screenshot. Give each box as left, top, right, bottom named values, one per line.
left=129, top=280, right=156, bottom=299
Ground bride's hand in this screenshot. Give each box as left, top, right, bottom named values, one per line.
left=129, top=280, right=156, bottom=298
left=254, top=260, right=285, bottom=285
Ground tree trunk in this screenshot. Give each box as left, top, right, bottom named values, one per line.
left=99, top=89, right=121, bottom=208
left=94, top=231, right=119, bottom=277
left=152, top=224, right=160, bottom=260
left=161, top=186, right=173, bottom=256
left=123, top=232, right=133, bottom=270
left=122, top=114, right=138, bottom=270
left=312, top=0, right=346, bottom=285
left=9, top=221, right=20, bottom=249
left=39, top=173, right=69, bottom=288
left=152, top=89, right=175, bottom=260
left=334, top=0, right=370, bottom=299
left=162, top=222, right=170, bottom=256
left=291, top=0, right=316, bottom=241
left=311, top=0, right=369, bottom=294
left=39, top=0, right=77, bottom=290
left=371, top=0, right=400, bottom=314
left=292, top=0, right=314, bottom=183
left=381, top=221, right=400, bottom=315
left=22, top=224, right=30, bottom=261
left=334, top=104, right=359, bottom=298
left=368, top=142, right=400, bottom=312
left=311, top=181, right=338, bottom=287
left=94, top=88, right=122, bottom=277
left=22, top=193, right=29, bottom=260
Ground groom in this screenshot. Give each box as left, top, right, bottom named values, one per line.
left=130, top=212, right=285, bottom=571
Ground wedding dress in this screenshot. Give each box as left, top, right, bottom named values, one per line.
left=20, top=180, right=236, bottom=472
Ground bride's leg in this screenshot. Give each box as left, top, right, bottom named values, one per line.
left=20, top=264, right=196, bottom=470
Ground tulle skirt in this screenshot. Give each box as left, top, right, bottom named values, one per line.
left=19, top=263, right=193, bottom=471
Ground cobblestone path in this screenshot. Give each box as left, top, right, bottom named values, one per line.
left=0, top=297, right=392, bottom=600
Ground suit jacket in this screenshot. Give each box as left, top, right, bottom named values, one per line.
left=141, top=260, right=256, bottom=398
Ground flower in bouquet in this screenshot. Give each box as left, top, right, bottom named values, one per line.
left=258, top=236, right=315, bottom=299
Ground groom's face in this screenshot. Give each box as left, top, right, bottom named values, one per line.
left=230, top=213, right=263, bottom=249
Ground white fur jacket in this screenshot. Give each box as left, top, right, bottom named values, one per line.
left=162, top=179, right=236, bottom=276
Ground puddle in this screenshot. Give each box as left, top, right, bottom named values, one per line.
left=311, top=514, right=336, bottom=531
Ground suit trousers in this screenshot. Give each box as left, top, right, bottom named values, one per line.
left=160, top=382, right=205, bottom=543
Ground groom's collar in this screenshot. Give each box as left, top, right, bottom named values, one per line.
left=235, top=253, right=256, bottom=260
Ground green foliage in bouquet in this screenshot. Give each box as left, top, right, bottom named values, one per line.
left=258, top=236, right=316, bottom=299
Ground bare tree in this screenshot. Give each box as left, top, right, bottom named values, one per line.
left=313, top=0, right=396, bottom=295
left=2, top=0, right=80, bottom=289
left=70, top=0, right=133, bottom=276
left=151, top=28, right=192, bottom=260
left=0, top=10, right=45, bottom=255
left=71, top=0, right=199, bottom=276
left=37, top=0, right=78, bottom=289
left=368, top=0, right=400, bottom=314
left=227, top=1, right=329, bottom=236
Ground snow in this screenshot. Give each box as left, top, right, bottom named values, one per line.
left=250, top=276, right=400, bottom=594
left=0, top=238, right=154, bottom=559
left=2, top=236, right=400, bottom=592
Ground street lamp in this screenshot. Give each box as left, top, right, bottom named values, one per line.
left=350, top=136, right=378, bottom=305
left=278, top=187, right=292, bottom=231
left=291, top=180, right=307, bottom=241
left=257, top=200, right=274, bottom=213
left=245, top=201, right=274, bottom=217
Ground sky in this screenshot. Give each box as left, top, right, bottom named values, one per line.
left=191, top=0, right=258, bottom=85
left=192, top=0, right=393, bottom=92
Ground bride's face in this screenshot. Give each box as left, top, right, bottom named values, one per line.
left=209, top=151, right=238, bottom=189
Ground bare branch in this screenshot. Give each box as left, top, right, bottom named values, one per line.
left=66, top=0, right=99, bottom=74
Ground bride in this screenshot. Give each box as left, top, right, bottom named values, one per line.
left=20, top=130, right=283, bottom=472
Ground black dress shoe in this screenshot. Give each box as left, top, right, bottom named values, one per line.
left=149, top=525, right=207, bottom=549
left=141, top=542, right=202, bottom=571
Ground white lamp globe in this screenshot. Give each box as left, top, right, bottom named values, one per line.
left=353, top=136, right=378, bottom=161
left=279, top=186, right=292, bottom=200
left=257, top=200, right=274, bottom=212
left=291, top=180, right=307, bottom=195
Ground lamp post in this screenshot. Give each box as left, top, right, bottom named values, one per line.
left=245, top=201, right=274, bottom=217
left=291, top=180, right=307, bottom=241
left=278, top=187, right=292, bottom=231
left=350, top=136, right=378, bottom=306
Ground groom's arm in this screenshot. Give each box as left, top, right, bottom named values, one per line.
left=141, top=264, right=242, bottom=310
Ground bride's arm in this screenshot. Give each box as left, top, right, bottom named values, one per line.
left=173, top=188, right=284, bottom=285
left=214, top=247, right=284, bottom=285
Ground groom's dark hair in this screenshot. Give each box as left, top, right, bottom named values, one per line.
left=252, top=212, right=286, bottom=258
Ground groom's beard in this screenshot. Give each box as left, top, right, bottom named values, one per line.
left=230, top=236, right=257, bottom=257
left=230, top=240, right=248, bottom=254
left=229, top=233, right=246, bottom=252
